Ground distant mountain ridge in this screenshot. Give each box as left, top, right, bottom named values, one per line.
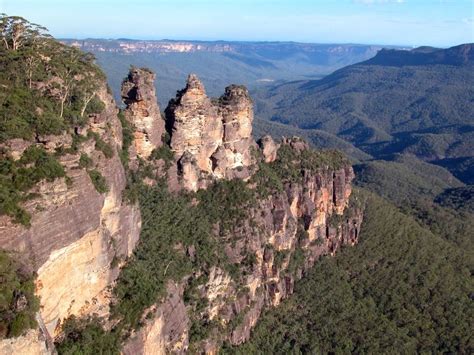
left=61, top=39, right=404, bottom=106
left=254, top=43, right=474, bottom=183
left=364, top=43, right=474, bottom=66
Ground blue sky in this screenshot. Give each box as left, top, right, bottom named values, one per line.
left=1, top=0, right=473, bottom=46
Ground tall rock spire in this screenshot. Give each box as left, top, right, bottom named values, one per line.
left=121, top=67, right=165, bottom=161
left=166, top=74, right=223, bottom=172
left=165, top=74, right=256, bottom=190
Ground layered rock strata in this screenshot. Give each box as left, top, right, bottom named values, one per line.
left=0, top=83, right=141, bottom=348
left=121, top=67, right=165, bottom=161
left=165, top=74, right=256, bottom=191
left=1, top=64, right=363, bottom=355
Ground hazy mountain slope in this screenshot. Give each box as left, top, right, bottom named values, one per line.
left=253, top=44, right=474, bottom=180
left=62, top=39, right=396, bottom=105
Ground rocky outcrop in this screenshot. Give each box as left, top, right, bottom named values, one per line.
left=1, top=62, right=362, bottom=355
left=0, top=83, right=141, bottom=345
left=122, top=67, right=165, bottom=161
left=258, top=135, right=278, bottom=163
left=0, top=330, right=49, bottom=355
left=122, top=283, right=189, bottom=355
left=198, top=140, right=362, bottom=348
left=166, top=75, right=255, bottom=191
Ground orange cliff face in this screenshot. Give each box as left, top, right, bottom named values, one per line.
left=0, top=82, right=141, bottom=350
left=120, top=132, right=362, bottom=353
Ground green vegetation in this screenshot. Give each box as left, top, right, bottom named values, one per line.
left=54, top=134, right=352, bottom=352
left=0, top=15, right=114, bottom=225
left=0, top=15, right=105, bottom=142
left=354, top=155, right=474, bottom=250
left=87, top=131, right=114, bottom=159
left=55, top=316, right=120, bottom=355
left=88, top=169, right=108, bottom=194
left=253, top=45, right=474, bottom=183
left=0, top=145, right=65, bottom=225
left=435, top=185, right=474, bottom=213
left=78, top=153, right=93, bottom=169
left=112, top=177, right=255, bottom=331
left=0, top=250, right=39, bottom=339
left=236, top=191, right=473, bottom=354
left=250, top=140, right=348, bottom=198
left=117, top=110, right=133, bottom=166
left=150, top=144, right=174, bottom=168
left=354, top=154, right=463, bottom=205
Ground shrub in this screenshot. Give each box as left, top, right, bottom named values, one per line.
left=118, top=110, right=133, bottom=167
left=88, top=169, right=108, bottom=193
left=78, top=153, right=93, bottom=169
left=55, top=316, right=120, bottom=355
left=0, top=146, right=65, bottom=225
left=84, top=96, right=105, bottom=115
left=150, top=145, right=174, bottom=167
left=0, top=250, right=39, bottom=339
left=87, top=131, right=114, bottom=159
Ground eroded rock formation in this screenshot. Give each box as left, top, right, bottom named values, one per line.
left=166, top=74, right=255, bottom=190
left=122, top=138, right=363, bottom=353
left=122, top=67, right=165, bottom=162
left=0, top=83, right=141, bottom=350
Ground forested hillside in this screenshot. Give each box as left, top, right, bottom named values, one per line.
left=253, top=44, right=474, bottom=183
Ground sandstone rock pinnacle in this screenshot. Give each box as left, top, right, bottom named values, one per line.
left=121, top=67, right=165, bottom=161
left=165, top=74, right=256, bottom=190
left=258, top=135, right=278, bottom=163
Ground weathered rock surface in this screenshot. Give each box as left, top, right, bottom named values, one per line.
left=122, top=67, right=165, bottom=161
left=123, top=139, right=363, bottom=353
left=0, top=330, right=50, bottom=355
left=258, top=135, right=278, bottom=163
left=1, top=65, right=362, bottom=355
left=166, top=75, right=255, bottom=191
left=0, top=83, right=141, bottom=345
left=122, top=283, right=189, bottom=355
left=205, top=142, right=362, bottom=348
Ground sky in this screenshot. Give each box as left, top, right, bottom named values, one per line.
left=1, top=0, right=473, bottom=47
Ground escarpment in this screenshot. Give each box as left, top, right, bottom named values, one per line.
left=0, top=36, right=141, bottom=353
left=1, top=43, right=362, bottom=355
left=0, top=81, right=141, bottom=340
left=121, top=136, right=363, bottom=353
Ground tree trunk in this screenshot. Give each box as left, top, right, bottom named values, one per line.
left=80, top=94, right=94, bottom=117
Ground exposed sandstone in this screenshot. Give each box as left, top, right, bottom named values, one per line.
left=258, top=135, right=278, bottom=163
left=0, top=330, right=50, bottom=355
left=167, top=74, right=223, bottom=172
left=0, top=82, right=141, bottom=344
left=122, top=283, right=189, bottom=355
left=127, top=139, right=363, bottom=353
left=121, top=67, right=165, bottom=161
left=166, top=75, right=255, bottom=191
